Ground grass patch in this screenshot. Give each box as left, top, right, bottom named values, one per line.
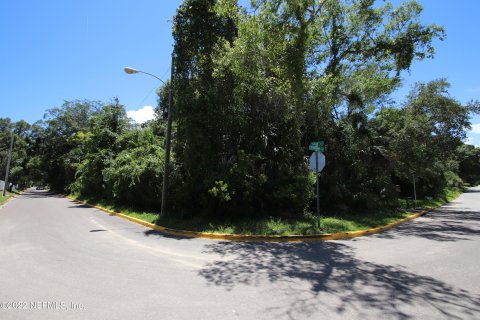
left=0, top=190, right=19, bottom=206
left=397, top=188, right=463, bottom=210
left=69, top=194, right=159, bottom=224
left=69, top=188, right=463, bottom=236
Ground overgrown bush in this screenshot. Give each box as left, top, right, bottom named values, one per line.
left=103, top=128, right=164, bottom=209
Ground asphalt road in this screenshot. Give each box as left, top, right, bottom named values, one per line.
left=0, top=188, right=479, bottom=320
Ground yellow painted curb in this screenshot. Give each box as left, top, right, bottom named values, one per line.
left=66, top=195, right=440, bottom=242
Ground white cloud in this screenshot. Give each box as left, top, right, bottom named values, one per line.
left=471, top=123, right=480, bottom=134
left=466, top=131, right=480, bottom=148
left=127, top=106, right=155, bottom=124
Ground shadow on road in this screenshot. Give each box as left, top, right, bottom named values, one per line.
left=18, top=190, right=64, bottom=199
left=143, top=229, right=195, bottom=241
left=199, top=241, right=480, bottom=319
left=464, top=189, right=480, bottom=193
left=68, top=204, right=93, bottom=209
left=373, top=206, right=480, bottom=242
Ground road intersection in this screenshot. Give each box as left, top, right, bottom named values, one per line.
left=1, top=188, right=479, bottom=319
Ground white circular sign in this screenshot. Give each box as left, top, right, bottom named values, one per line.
left=309, top=152, right=326, bottom=172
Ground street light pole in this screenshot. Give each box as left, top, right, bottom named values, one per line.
left=160, top=54, right=174, bottom=217
left=2, top=132, right=14, bottom=197
left=124, top=54, right=174, bottom=217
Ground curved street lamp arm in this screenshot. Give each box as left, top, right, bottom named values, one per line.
left=137, top=70, right=165, bottom=85
left=124, top=67, right=166, bottom=85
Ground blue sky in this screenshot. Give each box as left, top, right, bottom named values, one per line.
left=1, top=0, right=479, bottom=145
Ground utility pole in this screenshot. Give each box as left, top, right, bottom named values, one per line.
left=2, top=132, right=14, bottom=197
left=160, top=53, right=174, bottom=217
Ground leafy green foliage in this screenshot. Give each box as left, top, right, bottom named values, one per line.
left=208, top=181, right=232, bottom=202
left=457, top=144, right=480, bottom=186
left=38, top=100, right=102, bottom=191
left=103, top=128, right=165, bottom=209
left=372, top=79, right=477, bottom=198
left=71, top=99, right=131, bottom=198
left=169, top=0, right=450, bottom=215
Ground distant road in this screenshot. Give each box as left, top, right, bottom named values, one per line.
left=1, top=188, right=479, bottom=320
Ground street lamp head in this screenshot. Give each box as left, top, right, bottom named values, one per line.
left=124, top=67, right=139, bottom=74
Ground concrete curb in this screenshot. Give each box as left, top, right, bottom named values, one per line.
left=66, top=195, right=440, bottom=242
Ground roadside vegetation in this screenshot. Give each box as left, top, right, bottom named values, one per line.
left=1, top=1, right=479, bottom=235
left=0, top=190, right=17, bottom=206
left=70, top=187, right=463, bottom=235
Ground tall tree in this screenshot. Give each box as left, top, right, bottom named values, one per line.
left=172, top=0, right=240, bottom=215
left=72, top=99, right=130, bottom=197
left=170, top=0, right=446, bottom=215
left=40, top=100, right=101, bottom=191
left=373, top=79, right=478, bottom=196
left=300, top=0, right=445, bottom=209
left=457, top=144, right=480, bottom=186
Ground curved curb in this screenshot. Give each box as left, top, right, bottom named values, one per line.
left=66, top=195, right=439, bottom=242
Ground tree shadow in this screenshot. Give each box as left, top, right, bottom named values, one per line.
left=464, top=189, right=480, bottom=193
left=143, top=229, right=195, bottom=241
left=17, top=190, right=64, bottom=199
left=68, top=204, right=92, bottom=209
left=198, top=241, right=480, bottom=319
left=374, top=206, right=480, bottom=242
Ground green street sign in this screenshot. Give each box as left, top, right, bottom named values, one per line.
left=309, top=141, right=325, bottom=152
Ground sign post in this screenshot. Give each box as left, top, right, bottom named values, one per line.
left=412, top=173, right=417, bottom=209
left=309, top=141, right=325, bottom=230
left=315, top=152, right=320, bottom=229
